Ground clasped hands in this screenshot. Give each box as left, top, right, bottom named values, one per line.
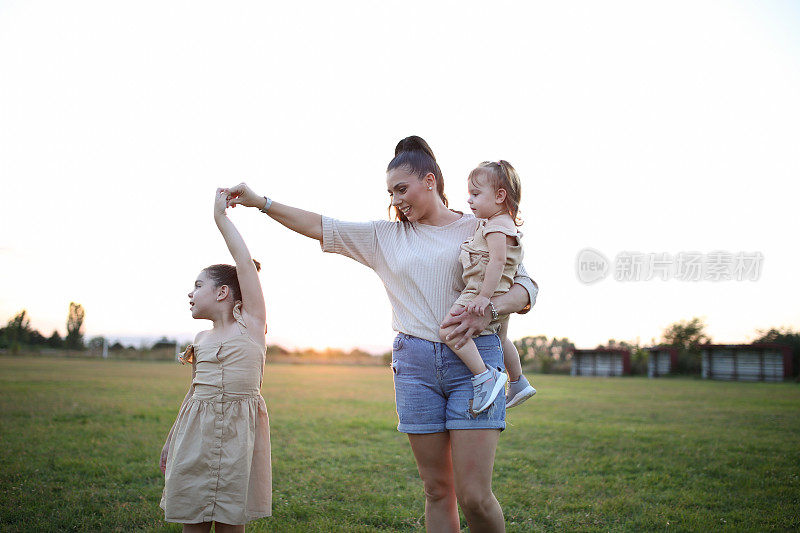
left=215, top=182, right=263, bottom=209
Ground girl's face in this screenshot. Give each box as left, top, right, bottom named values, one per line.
left=467, top=172, right=503, bottom=219
left=386, top=167, right=436, bottom=223
left=187, top=271, right=219, bottom=319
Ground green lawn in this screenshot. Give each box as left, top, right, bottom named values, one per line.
left=0, top=357, right=798, bottom=532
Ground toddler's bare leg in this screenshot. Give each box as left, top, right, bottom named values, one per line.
left=440, top=304, right=487, bottom=376
left=499, top=319, right=522, bottom=381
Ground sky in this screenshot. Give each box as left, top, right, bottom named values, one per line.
left=1, top=1, right=799, bottom=353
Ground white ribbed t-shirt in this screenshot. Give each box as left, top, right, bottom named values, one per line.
left=321, top=213, right=538, bottom=343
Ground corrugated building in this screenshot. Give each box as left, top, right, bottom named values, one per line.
left=647, top=346, right=679, bottom=378
left=701, top=344, right=792, bottom=382
left=571, top=348, right=631, bottom=377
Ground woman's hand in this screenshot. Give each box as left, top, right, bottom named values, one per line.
left=160, top=443, right=169, bottom=475
left=224, top=182, right=265, bottom=209
left=214, top=188, right=229, bottom=218
left=441, top=305, right=491, bottom=349
left=466, top=296, right=491, bottom=316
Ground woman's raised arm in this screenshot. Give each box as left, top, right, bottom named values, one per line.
left=224, top=182, right=323, bottom=242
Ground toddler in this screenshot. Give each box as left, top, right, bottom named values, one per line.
left=439, top=161, right=536, bottom=413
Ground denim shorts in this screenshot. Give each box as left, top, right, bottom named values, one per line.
left=391, top=333, right=506, bottom=434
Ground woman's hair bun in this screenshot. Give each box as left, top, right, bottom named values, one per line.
left=253, top=259, right=261, bottom=272
left=394, top=135, right=436, bottom=161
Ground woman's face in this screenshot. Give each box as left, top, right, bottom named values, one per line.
left=386, top=167, right=435, bottom=223
left=187, top=271, right=218, bottom=319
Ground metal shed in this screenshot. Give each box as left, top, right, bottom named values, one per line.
left=701, top=343, right=792, bottom=382
left=647, top=346, right=679, bottom=377
left=571, top=348, right=631, bottom=377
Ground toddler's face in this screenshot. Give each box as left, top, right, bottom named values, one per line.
left=467, top=172, right=500, bottom=219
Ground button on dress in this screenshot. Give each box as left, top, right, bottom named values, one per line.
left=160, top=321, right=271, bottom=525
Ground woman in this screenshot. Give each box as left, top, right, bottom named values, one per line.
left=223, top=136, right=537, bottom=532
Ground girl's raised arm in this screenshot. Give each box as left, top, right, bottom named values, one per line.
left=224, top=182, right=323, bottom=242
left=214, top=189, right=266, bottom=326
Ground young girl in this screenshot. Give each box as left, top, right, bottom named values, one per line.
left=439, top=160, right=536, bottom=413
left=159, top=189, right=271, bottom=532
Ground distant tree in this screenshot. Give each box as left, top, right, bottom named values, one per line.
left=550, top=337, right=575, bottom=362
left=87, top=336, right=106, bottom=351
left=348, top=348, right=372, bottom=359
left=754, top=327, right=800, bottom=378
left=65, top=302, right=85, bottom=350
left=47, top=330, right=64, bottom=349
left=4, top=310, right=32, bottom=352
left=151, top=337, right=178, bottom=350
left=514, top=335, right=549, bottom=365
left=110, top=342, right=125, bottom=351
left=514, top=335, right=574, bottom=373
left=266, top=345, right=289, bottom=357
left=28, top=330, right=46, bottom=346
left=662, top=317, right=711, bottom=374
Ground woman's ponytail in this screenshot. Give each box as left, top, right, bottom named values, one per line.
left=387, top=135, right=448, bottom=221
left=394, top=135, right=436, bottom=160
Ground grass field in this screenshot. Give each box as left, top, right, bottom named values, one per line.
left=0, top=357, right=798, bottom=532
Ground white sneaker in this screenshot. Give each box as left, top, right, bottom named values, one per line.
left=506, top=375, right=536, bottom=409
left=471, top=366, right=508, bottom=414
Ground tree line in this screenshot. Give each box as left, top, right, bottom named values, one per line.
left=3, top=307, right=797, bottom=376
left=0, top=303, right=85, bottom=352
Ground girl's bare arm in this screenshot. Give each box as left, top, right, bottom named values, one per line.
left=214, top=190, right=267, bottom=325
left=476, top=232, right=509, bottom=300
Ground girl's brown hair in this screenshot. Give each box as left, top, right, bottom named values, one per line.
left=202, top=260, right=261, bottom=302
left=386, top=136, right=448, bottom=222
left=469, top=160, right=523, bottom=226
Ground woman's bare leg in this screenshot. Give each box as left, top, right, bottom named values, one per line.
left=450, top=429, right=505, bottom=532
left=407, top=432, right=461, bottom=533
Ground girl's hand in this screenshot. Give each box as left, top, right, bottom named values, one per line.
left=160, top=444, right=169, bottom=475
left=467, top=296, right=491, bottom=316
left=225, top=182, right=264, bottom=209
left=214, top=188, right=229, bottom=218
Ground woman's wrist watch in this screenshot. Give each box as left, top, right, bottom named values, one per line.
left=488, top=301, right=499, bottom=321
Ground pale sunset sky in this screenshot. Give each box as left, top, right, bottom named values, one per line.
left=1, top=1, right=798, bottom=353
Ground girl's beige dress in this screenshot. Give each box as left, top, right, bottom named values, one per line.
left=454, top=219, right=523, bottom=333
left=160, top=315, right=271, bottom=525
